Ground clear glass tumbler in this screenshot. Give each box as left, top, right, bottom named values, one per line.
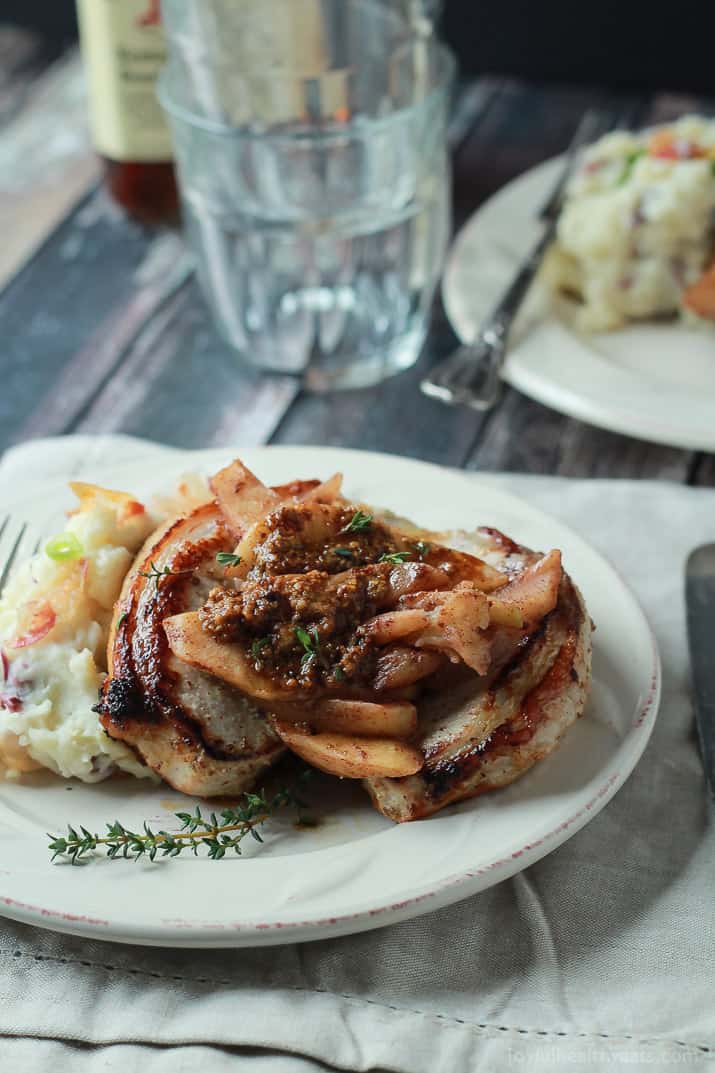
left=159, top=0, right=454, bottom=391
left=390, top=0, right=445, bottom=30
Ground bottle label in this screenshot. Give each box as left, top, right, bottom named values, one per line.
left=76, top=0, right=173, bottom=162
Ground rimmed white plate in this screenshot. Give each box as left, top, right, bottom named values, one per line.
left=0, top=446, right=660, bottom=947
left=443, top=157, right=715, bottom=451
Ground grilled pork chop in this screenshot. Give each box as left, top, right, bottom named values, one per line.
left=364, top=529, right=592, bottom=821
left=96, top=501, right=286, bottom=796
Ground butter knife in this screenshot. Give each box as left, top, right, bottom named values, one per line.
left=685, top=543, right=715, bottom=802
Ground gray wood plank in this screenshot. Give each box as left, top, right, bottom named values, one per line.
left=73, top=277, right=299, bottom=449
left=270, top=309, right=486, bottom=466
left=0, top=48, right=98, bottom=289
left=466, top=388, right=693, bottom=481
left=690, top=455, right=715, bottom=488
left=1, top=189, right=184, bottom=453
left=19, top=230, right=193, bottom=440
left=647, top=91, right=714, bottom=124
left=468, top=390, right=693, bottom=480
left=4, top=187, right=299, bottom=452
left=452, top=81, right=650, bottom=230
left=0, top=25, right=49, bottom=129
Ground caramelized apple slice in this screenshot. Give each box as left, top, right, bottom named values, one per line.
left=397, top=583, right=491, bottom=673
left=269, top=719, right=423, bottom=778
left=164, top=612, right=308, bottom=703
left=360, top=609, right=431, bottom=645
left=488, top=549, right=562, bottom=629
left=297, top=473, right=343, bottom=504
left=373, top=646, right=444, bottom=691
left=272, top=699, right=418, bottom=738
left=209, top=460, right=280, bottom=539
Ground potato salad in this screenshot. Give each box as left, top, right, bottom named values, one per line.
left=544, top=115, right=715, bottom=331
left=0, top=484, right=156, bottom=781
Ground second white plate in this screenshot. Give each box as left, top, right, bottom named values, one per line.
left=443, top=157, right=715, bottom=451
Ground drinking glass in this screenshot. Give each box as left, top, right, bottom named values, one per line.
left=159, top=0, right=454, bottom=391
left=392, top=0, right=444, bottom=29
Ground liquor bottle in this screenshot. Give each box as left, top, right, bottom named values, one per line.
left=76, top=0, right=178, bottom=225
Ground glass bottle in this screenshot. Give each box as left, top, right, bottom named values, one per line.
left=76, top=0, right=178, bottom=225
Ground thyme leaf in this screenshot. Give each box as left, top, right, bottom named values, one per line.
left=295, top=625, right=320, bottom=669
left=216, top=552, right=242, bottom=567
left=139, top=560, right=192, bottom=591
left=340, top=510, right=373, bottom=534
left=379, top=551, right=410, bottom=564
left=251, top=636, right=270, bottom=660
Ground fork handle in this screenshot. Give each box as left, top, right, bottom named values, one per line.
left=482, top=218, right=557, bottom=342
left=456, top=220, right=557, bottom=408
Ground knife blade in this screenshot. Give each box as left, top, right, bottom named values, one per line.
left=685, top=543, right=715, bottom=802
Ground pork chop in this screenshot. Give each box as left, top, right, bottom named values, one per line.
left=364, top=529, right=592, bottom=821
left=96, top=501, right=285, bottom=796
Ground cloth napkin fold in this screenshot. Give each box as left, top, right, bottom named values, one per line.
left=0, top=435, right=713, bottom=1073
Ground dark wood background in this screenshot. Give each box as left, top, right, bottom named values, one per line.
left=0, top=13, right=714, bottom=487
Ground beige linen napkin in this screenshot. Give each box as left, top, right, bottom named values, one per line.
left=0, top=435, right=713, bottom=1073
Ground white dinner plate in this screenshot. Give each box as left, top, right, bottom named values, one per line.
left=443, top=157, right=715, bottom=451
left=0, top=446, right=660, bottom=947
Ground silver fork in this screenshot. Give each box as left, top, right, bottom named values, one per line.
left=421, top=109, right=612, bottom=411
left=0, top=516, right=30, bottom=598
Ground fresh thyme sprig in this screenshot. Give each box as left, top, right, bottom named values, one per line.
left=48, top=778, right=311, bottom=865
left=340, top=510, right=373, bottom=534
left=216, top=552, right=242, bottom=567
left=139, top=560, right=192, bottom=590
left=295, top=625, right=321, bottom=669
left=251, top=636, right=270, bottom=660
left=379, top=551, right=410, bottom=564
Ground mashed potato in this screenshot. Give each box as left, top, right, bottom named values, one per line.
left=0, top=483, right=158, bottom=781
left=543, top=115, right=715, bottom=331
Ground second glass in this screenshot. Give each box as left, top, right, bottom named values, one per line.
left=159, top=0, right=454, bottom=391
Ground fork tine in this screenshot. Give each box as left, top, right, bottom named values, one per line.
left=0, top=522, right=28, bottom=595
left=0, top=515, right=8, bottom=545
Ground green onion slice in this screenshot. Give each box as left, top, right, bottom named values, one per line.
left=45, top=532, right=84, bottom=562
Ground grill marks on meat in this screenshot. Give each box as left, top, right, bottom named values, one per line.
left=97, top=503, right=284, bottom=796
left=98, top=462, right=591, bottom=813
left=364, top=536, right=592, bottom=822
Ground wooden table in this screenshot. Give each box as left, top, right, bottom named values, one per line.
left=1, top=26, right=713, bottom=484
